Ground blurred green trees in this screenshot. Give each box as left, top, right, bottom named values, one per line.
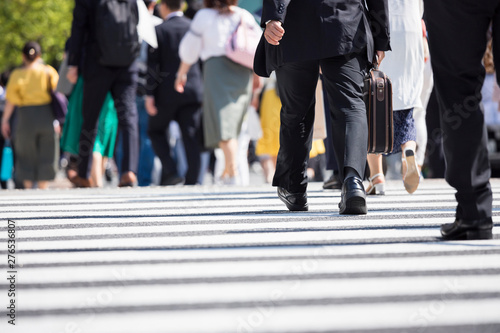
left=0, top=0, right=262, bottom=72
left=0, top=0, right=73, bottom=71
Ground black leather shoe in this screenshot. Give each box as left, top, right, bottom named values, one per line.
left=277, top=187, right=308, bottom=211
left=323, top=173, right=342, bottom=190
left=441, top=217, right=493, bottom=240
left=161, top=174, right=185, bottom=186
left=339, top=177, right=367, bottom=215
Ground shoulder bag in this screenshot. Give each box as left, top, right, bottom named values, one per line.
left=225, top=12, right=261, bottom=70
left=46, top=67, right=68, bottom=125
left=0, top=140, right=13, bottom=181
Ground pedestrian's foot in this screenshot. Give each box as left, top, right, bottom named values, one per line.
left=339, top=177, right=367, bottom=215
left=441, top=217, right=493, bottom=240
left=366, top=173, right=385, bottom=195
left=222, top=176, right=237, bottom=185
left=160, top=174, right=184, bottom=186
left=69, top=175, right=94, bottom=188
left=323, top=173, right=342, bottom=190
left=402, top=149, right=419, bottom=194
left=118, top=172, right=137, bottom=187
left=218, top=171, right=238, bottom=186
left=277, top=187, right=308, bottom=211
left=66, top=168, right=78, bottom=182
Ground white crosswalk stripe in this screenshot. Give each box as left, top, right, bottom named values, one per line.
left=1, top=179, right=499, bottom=333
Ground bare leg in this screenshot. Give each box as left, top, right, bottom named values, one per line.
left=260, top=156, right=276, bottom=183
left=23, top=180, right=33, bottom=189
left=219, top=139, right=238, bottom=179
left=366, top=154, right=385, bottom=195
left=307, top=167, right=315, bottom=180
left=401, top=140, right=417, bottom=177
left=102, top=157, right=108, bottom=179
left=91, top=152, right=104, bottom=188
left=37, top=181, right=49, bottom=189
left=401, top=140, right=419, bottom=194
left=367, top=154, right=384, bottom=180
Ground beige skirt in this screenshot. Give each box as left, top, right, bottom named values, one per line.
left=202, top=56, right=253, bottom=149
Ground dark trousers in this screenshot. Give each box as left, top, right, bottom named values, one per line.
left=321, top=76, right=340, bottom=173
left=424, top=88, right=446, bottom=178
left=425, top=0, right=499, bottom=219
left=78, top=65, right=139, bottom=178
left=136, top=95, right=155, bottom=186
left=273, top=53, right=368, bottom=193
left=148, top=103, right=202, bottom=185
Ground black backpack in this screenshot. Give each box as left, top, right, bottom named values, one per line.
left=95, top=0, right=140, bottom=67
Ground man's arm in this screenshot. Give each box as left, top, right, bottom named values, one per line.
left=365, top=0, right=391, bottom=52
left=145, top=28, right=161, bottom=116
left=261, top=0, right=290, bottom=45
left=146, top=45, right=160, bottom=97
left=144, top=44, right=159, bottom=116
left=261, top=0, right=291, bottom=28
left=67, top=0, right=90, bottom=67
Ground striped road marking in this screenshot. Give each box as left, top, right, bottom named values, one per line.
left=1, top=179, right=499, bottom=332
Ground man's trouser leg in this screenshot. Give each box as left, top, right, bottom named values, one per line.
left=425, top=0, right=497, bottom=220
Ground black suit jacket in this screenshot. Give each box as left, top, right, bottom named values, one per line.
left=147, top=15, right=203, bottom=109
left=67, top=0, right=139, bottom=76
left=254, top=0, right=391, bottom=77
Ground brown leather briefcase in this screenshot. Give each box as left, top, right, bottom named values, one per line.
left=363, top=67, right=394, bottom=154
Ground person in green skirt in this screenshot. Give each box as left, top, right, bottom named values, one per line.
left=61, top=76, right=118, bottom=187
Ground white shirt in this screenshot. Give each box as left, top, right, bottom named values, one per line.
left=166, top=11, right=183, bottom=21
left=179, top=6, right=261, bottom=65
left=379, top=0, right=425, bottom=111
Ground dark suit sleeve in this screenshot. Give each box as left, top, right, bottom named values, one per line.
left=365, top=0, right=391, bottom=51
left=67, top=0, right=89, bottom=66
left=261, top=0, right=291, bottom=28
left=146, top=27, right=161, bottom=97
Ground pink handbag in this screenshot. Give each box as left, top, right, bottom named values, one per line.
left=225, top=14, right=261, bottom=70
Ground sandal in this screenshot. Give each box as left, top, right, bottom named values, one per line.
left=366, top=173, right=385, bottom=195
left=402, top=148, right=420, bottom=194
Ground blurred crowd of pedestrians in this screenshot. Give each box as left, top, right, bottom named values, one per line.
left=0, top=0, right=498, bottom=207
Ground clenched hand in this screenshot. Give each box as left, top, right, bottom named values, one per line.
left=264, top=21, right=285, bottom=46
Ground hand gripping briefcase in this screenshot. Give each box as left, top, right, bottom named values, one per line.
left=363, top=66, right=394, bottom=154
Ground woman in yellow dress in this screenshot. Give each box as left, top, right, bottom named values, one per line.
left=1, top=42, right=59, bottom=189
left=256, top=73, right=326, bottom=183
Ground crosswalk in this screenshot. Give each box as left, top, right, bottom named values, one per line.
left=1, top=179, right=499, bottom=333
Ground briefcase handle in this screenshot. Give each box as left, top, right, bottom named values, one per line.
left=368, top=60, right=379, bottom=72
left=369, top=53, right=382, bottom=71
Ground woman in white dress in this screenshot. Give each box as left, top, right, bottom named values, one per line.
left=366, top=0, right=425, bottom=195
left=175, top=0, right=261, bottom=185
